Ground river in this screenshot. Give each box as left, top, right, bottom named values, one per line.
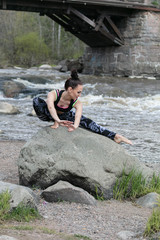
left=0, top=67, right=160, bottom=163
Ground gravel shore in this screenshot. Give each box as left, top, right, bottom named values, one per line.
left=0, top=140, right=157, bottom=240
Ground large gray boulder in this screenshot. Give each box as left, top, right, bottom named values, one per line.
left=18, top=127, right=153, bottom=199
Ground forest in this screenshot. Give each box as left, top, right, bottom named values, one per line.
left=0, top=10, right=86, bottom=68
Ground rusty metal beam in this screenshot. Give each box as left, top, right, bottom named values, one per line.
left=105, top=16, right=124, bottom=42
left=67, top=7, right=124, bottom=46
left=69, top=7, right=96, bottom=28
left=95, top=12, right=106, bottom=31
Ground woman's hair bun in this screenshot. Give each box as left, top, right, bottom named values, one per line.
left=71, top=69, right=79, bottom=80
left=64, top=69, right=82, bottom=90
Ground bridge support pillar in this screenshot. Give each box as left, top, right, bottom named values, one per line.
left=83, top=11, right=160, bottom=77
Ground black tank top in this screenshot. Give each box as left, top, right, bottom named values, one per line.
left=54, top=89, right=78, bottom=112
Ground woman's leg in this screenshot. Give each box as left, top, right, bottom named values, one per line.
left=59, top=111, right=132, bottom=144
left=80, top=115, right=116, bottom=140
left=33, top=97, right=53, bottom=122
left=113, top=134, right=132, bottom=145
left=59, top=111, right=116, bottom=140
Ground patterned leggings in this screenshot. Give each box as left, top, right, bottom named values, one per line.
left=33, top=97, right=116, bottom=140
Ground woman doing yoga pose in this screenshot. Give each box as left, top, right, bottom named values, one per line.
left=33, top=70, right=132, bottom=145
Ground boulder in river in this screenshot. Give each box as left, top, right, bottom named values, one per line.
left=39, top=64, right=52, bottom=69
left=0, top=102, right=20, bottom=114
left=3, top=80, right=26, bottom=98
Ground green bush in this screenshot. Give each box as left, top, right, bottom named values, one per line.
left=14, top=32, right=49, bottom=67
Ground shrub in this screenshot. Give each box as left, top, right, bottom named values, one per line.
left=14, top=32, right=49, bottom=67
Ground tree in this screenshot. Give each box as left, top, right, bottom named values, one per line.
left=0, top=10, right=86, bottom=67
left=14, top=32, right=49, bottom=67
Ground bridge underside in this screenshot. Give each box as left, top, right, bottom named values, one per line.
left=0, top=0, right=158, bottom=47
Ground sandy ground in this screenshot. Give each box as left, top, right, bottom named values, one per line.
left=0, top=140, right=156, bottom=240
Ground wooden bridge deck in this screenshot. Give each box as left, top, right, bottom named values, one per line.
left=0, top=0, right=160, bottom=47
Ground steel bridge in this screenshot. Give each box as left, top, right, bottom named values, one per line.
left=0, top=0, right=160, bottom=47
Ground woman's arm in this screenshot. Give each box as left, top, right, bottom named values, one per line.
left=46, top=91, right=72, bottom=128
left=68, top=100, right=82, bottom=132
left=46, top=91, right=61, bottom=123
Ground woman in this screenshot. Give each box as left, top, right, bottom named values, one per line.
left=33, top=70, right=132, bottom=145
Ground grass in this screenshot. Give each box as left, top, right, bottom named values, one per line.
left=113, top=169, right=160, bottom=238
left=95, top=185, right=104, bottom=201
left=144, top=198, right=160, bottom=237
left=0, top=190, right=11, bottom=221
left=0, top=190, right=41, bottom=222
left=39, top=227, right=56, bottom=235
left=1, top=224, right=92, bottom=240
left=6, top=204, right=41, bottom=222
left=113, top=169, right=160, bottom=201
left=10, top=225, right=34, bottom=231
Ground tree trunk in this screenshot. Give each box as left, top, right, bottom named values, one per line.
left=57, top=25, right=61, bottom=58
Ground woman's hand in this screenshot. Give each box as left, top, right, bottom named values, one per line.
left=59, top=120, right=73, bottom=127
left=51, top=120, right=73, bottom=129
left=67, top=124, right=76, bottom=132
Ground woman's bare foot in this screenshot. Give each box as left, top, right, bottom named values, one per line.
left=51, top=122, right=59, bottom=129
left=114, top=134, right=133, bottom=145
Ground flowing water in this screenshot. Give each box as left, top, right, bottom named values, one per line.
left=0, top=67, right=160, bottom=163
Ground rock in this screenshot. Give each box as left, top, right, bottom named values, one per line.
left=27, top=109, right=36, bottom=117
left=3, top=80, right=26, bottom=98
left=0, top=173, right=6, bottom=181
left=39, top=64, right=52, bottom=69
left=117, top=230, right=140, bottom=240
left=41, top=180, right=96, bottom=205
left=0, top=181, right=38, bottom=209
left=17, top=127, right=153, bottom=200
left=58, top=58, right=84, bottom=73
left=14, top=66, right=23, bottom=70
left=0, top=236, right=19, bottom=240
left=67, top=58, right=84, bottom=73
left=58, top=59, right=69, bottom=72
left=52, top=65, right=62, bottom=71
left=136, top=192, right=160, bottom=209
left=0, top=102, right=20, bottom=114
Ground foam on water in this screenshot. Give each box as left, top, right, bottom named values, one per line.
left=0, top=91, right=4, bottom=100
left=81, top=94, right=160, bottom=112
left=13, top=77, right=64, bottom=89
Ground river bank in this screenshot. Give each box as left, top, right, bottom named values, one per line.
left=1, top=139, right=160, bottom=240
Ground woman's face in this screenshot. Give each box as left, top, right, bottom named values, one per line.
left=68, top=84, right=83, bottom=99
